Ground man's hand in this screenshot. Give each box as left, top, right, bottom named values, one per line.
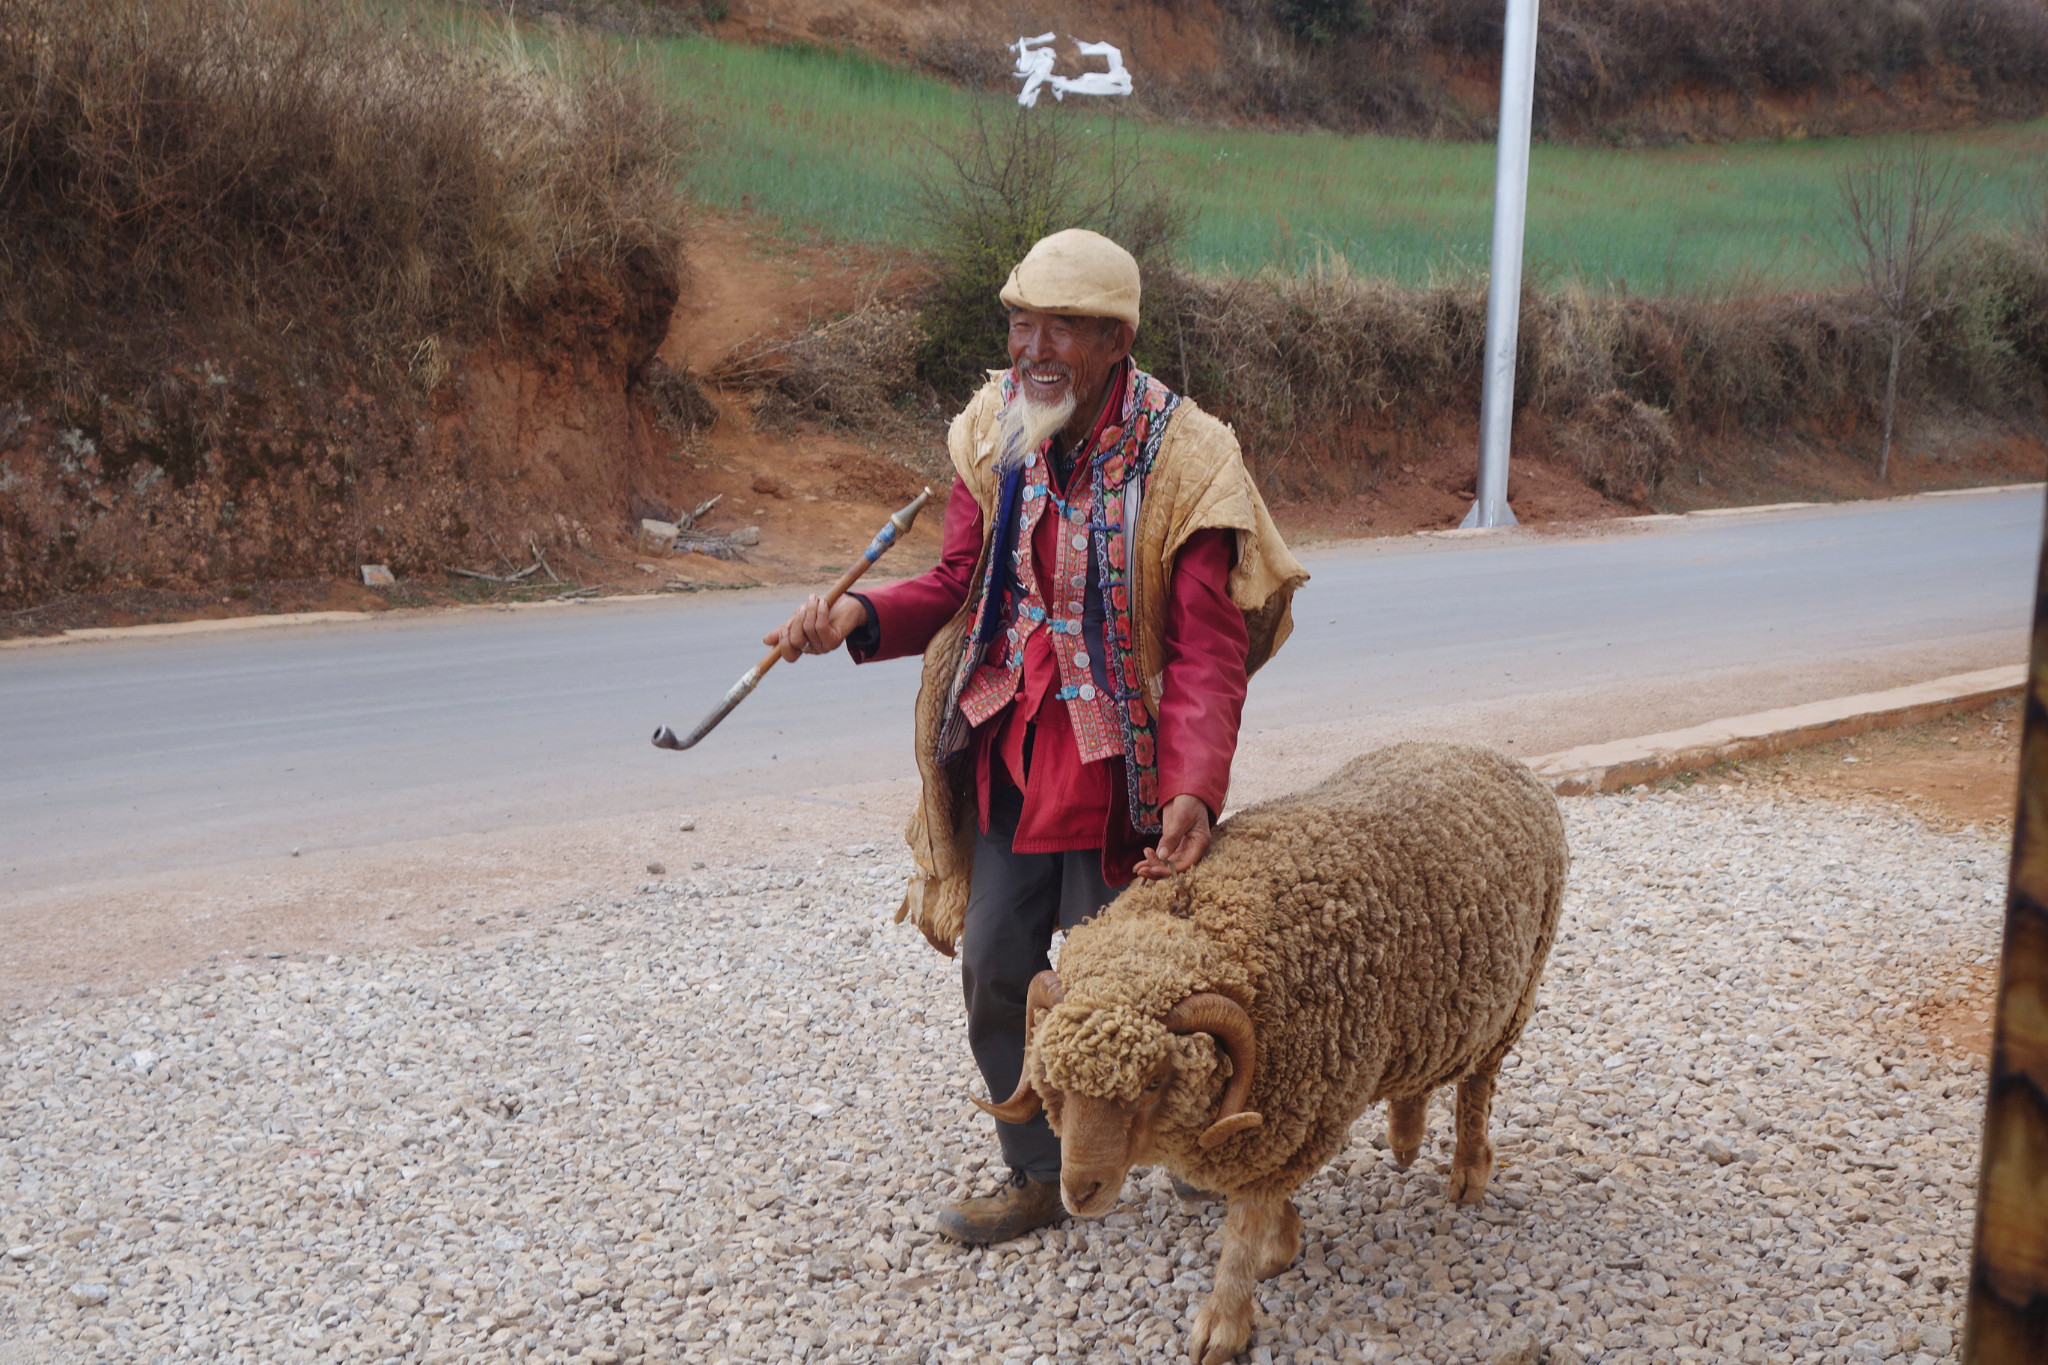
left=1134, top=794, right=1213, bottom=880
left=764, top=594, right=869, bottom=663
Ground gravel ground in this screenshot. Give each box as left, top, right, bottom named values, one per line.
left=0, top=787, right=2008, bottom=1365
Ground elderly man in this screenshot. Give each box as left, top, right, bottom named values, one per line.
left=769, top=229, right=1305, bottom=1243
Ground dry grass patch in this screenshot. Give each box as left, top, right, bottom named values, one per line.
left=0, top=0, right=688, bottom=367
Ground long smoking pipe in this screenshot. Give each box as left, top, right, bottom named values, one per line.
left=651, top=486, right=935, bottom=751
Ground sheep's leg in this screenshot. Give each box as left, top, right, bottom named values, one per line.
left=1188, top=1195, right=1299, bottom=1365
left=1387, top=1094, right=1428, bottom=1167
left=1447, top=1070, right=1497, bottom=1204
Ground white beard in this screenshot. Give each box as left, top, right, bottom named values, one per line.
left=996, top=388, right=1076, bottom=472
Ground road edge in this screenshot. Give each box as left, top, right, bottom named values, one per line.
left=1530, top=664, right=2026, bottom=794
left=10, top=483, right=2039, bottom=649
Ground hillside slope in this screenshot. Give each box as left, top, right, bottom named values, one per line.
left=0, top=0, right=702, bottom=610
left=686, top=0, right=2048, bottom=142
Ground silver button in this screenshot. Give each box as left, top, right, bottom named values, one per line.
left=1071, top=533, right=1087, bottom=550
left=1069, top=574, right=1085, bottom=588
left=1078, top=684, right=1096, bottom=700
left=1074, top=651, right=1090, bottom=668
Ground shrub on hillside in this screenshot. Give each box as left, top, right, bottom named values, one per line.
left=713, top=302, right=929, bottom=432
left=0, top=0, right=689, bottom=364
left=914, top=108, right=1188, bottom=398
left=1559, top=391, right=1679, bottom=502
left=1152, top=245, right=2047, bottom=497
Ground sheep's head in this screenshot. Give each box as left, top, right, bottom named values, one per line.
left=971, top=971, right=1263, bottom=1218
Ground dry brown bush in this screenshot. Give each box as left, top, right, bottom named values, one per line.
left=1142, top=239, right=2047, bottom=495
left=713, top=302, right=928, bottom=432
left=729, top=238, right=2047, bottom=503
left=635, top=359, right=722, bottom=439
left=1157, top=263, right=1482, bottom=490
left=0, top=0, right=693, bottom=605
left=1558, top=390, right=1679, bottom=503
left=0, top=0, right=689, bottom=361
left=915, top=106, right=1187, bottom=398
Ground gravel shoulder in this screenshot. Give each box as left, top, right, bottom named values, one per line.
left=0, top=777, right=2009, bottom=1365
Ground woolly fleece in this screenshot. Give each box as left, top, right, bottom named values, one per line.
left=1032, top=741, right=1569, bottom=1200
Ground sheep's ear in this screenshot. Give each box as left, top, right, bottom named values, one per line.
left=1198, top=1112, right=1264, bottom=1149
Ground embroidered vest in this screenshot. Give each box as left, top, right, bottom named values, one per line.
left=953, top=444, right=1120, bottom=761
left=935, top=366, right=1181, bottom=833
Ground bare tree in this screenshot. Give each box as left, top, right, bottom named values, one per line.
left=1837, top=142, right=1971, bottom=481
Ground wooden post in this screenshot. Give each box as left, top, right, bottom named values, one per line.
left=1963, top=493, right=2048, bottom=1360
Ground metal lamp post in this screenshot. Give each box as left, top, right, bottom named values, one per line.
left=1462, top=0, right=1542, bottom=530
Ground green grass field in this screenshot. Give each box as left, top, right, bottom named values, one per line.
left=649, top=34, right=2047, bottom=291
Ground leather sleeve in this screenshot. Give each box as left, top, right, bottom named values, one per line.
left=849, top=476, right=985, bottom=664
left=1155, top=528, right=1250, bottom=818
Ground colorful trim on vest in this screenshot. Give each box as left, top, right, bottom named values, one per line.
left=936, top=365, right=1180, bottom=835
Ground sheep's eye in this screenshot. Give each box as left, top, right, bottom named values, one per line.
left=1145, top=1077, right=1165, bottom=1092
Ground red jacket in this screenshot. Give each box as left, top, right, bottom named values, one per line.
left=852, top=469, right=1248, bottom=886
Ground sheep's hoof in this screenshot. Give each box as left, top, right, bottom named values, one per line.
left=1447, top=1159, right=1492, bottom=1204
left=1390, top=1146, right=1420, bottom=1168
left=1188, top=1296, right=1253, bottom=1364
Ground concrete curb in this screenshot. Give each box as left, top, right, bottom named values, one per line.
left=1529, top=664, right=2026, bottom=795
left=0, top=582, right=772, bottom=651
left=0, top=610, right=378, bottom=651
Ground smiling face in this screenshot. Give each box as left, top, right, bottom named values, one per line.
left=1006, top=308, right=1136, bottom=444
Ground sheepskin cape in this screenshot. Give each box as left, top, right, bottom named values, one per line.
left=894, top=372, right=1307, bottom=956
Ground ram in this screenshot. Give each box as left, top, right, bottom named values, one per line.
left=976, top=741, right=1569, bottom=1363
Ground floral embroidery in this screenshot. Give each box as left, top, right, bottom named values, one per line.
left=935, top=364, right=1180, bottom=836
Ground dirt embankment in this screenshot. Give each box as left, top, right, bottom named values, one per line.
left=7, top=213, right=2044, bottom=638
left=0, top=219, right=952, bottom=636
left=0, top=251, right=685, bottom=605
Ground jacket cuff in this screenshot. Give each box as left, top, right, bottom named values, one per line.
left=843, top=593, right=880, bottom=663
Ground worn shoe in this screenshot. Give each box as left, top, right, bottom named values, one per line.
left=936, top=1169, right=1067, bottom=1245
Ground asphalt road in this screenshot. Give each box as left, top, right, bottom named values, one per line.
left=3, top=488, right=2037, bottom=897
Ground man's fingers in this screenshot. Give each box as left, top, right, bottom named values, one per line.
left=769, top=615, right=804, bottom=662
left=793, top=595, right=840, bottom=656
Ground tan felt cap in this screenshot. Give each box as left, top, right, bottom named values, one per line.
left=1000, top=228, right=1141, bottom=330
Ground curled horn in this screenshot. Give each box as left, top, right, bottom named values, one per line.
left=1165, top=993, right=1263, bottom=1149
left=971, top=970, right=1064, bottom=1123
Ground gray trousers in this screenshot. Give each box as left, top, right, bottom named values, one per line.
left=961, top=779, right=1114, bottom=1181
